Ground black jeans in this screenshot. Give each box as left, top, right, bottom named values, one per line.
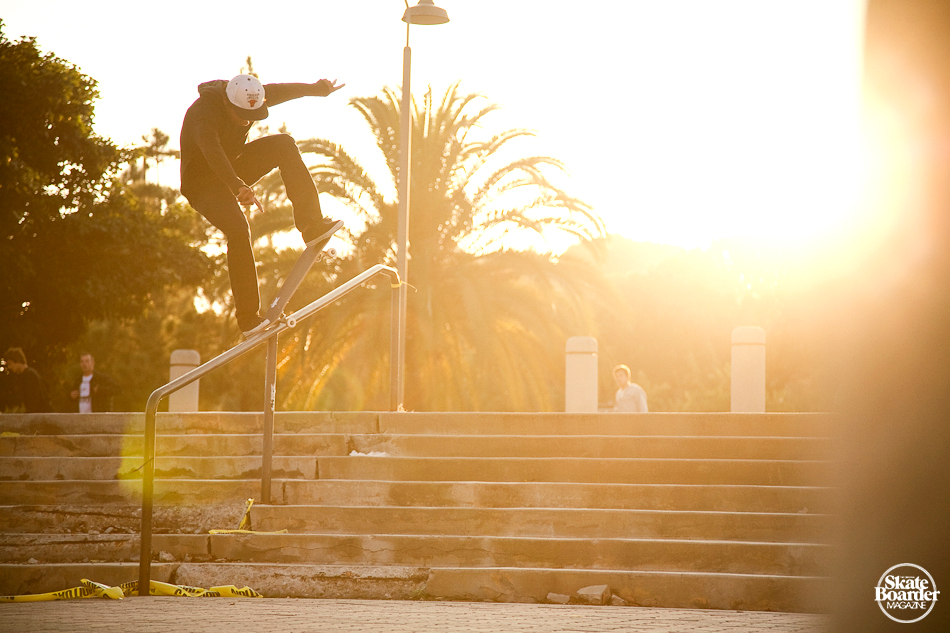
left=184, top=134, right=323, bottom=323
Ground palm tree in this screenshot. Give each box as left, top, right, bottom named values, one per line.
left=271, top=83, right=608, bottom=411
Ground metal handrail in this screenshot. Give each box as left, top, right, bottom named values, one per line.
left=137, top=264, right=401, bottom=593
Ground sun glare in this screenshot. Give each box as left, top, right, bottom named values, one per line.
left=569, top=2, right=870, bottom=261
left=3, top=0, right=874, bottom=268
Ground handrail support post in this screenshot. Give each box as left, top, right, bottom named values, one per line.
left=261, top=335, right=278, bottom=504
left=390, top=284, right=401, bottom=411
left=137, top=399, right=158, bottom=593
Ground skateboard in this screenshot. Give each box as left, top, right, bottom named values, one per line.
left=262, top=223, right=341, bottom=328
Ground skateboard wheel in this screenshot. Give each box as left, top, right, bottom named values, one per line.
left=326, top=247, right=337, bottom=258
left=286, top=317, right=297, bottom=328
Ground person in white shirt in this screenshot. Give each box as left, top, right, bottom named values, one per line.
left=613, top=364, right=648, bottom=412
left=68, top=353, right=117, bottom=413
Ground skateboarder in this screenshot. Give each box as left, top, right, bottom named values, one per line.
left=180, top=74, right=345, bottom=337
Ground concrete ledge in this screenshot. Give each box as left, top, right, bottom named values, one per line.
left=1, top=433, right=832, bottom=460
left=282, top=480, right=833, bottom=513
left=0, top=412, right=379, bottom=436
left=0, top=534, right=208, bottom=564
left=1, top=412, right=837, bottom=438
left=0, top=480, right=271, bottom=506
left=1, top=433, right=349, bottom=458
left=206, top=533, right=829, bottom=576
left=425, top=567, right=830, bottom=613
left=0, top=503, right=249, bottom=534
left=0, top=561, right=828, bottom=613
left=0, top=479, right=831, bottom=513
left=316, top=456, right=831, bottom=486
left=0, top=456, right=316, bottom=481
left=0, top=562, right=178, bottom=595
left=175, top=563, right=428, bottom=600
left=251, top=505, right=831, bottom=542
left=377, top=413, right=838, bottom=437
left=348, top=434, right=833, bottom=460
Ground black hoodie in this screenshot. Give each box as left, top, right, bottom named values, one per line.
left=179, top=80, right=328, bottom=198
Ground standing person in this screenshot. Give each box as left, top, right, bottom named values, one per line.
left=613, top=364, right=648, bottom=412
left=68, top=352, right=117, bottom=413
left=180, top=73, right=345, bottom=337
left=0, top=347, right=54, bottom=413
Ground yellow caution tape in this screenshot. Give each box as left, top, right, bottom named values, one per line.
left=121, top=580, right=197, bottom=597
left=82, top=579, right=125, bottom=599
left=118, top=580, right=262, bottom=598
left=237, top=498, right=253, bottom=531
left=1, top=579, right=262, bottom=602
left=0, top=579, right=124, bottom=603
left=210, top=585, right=264, bottom=598
left=0, top=585, right=97, bottom=602
left=206, top=498, right=287, bottom=534
left=152, top=581, right=210, bottom=597
left=119, top=580, right=264, bottom=598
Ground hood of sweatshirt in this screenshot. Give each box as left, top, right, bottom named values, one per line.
left=197, top=79, right=228, bottom=99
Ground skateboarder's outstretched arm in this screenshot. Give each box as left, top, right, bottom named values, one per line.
left=263, top=79, right=345, bottom=107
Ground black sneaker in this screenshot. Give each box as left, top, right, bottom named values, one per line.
left=302, top=218, right=344, bottom=247
left=239, top=315, right=271, bottom=338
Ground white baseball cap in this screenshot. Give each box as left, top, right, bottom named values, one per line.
left=225, top=74, right=268, bottom=121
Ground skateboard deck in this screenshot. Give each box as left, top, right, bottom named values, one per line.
left=263, top=225, right=341, bottom=326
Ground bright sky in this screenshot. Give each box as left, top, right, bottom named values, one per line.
left=4, top=0, right=866, bottom=251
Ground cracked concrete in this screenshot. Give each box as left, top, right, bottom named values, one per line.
left=1, top=412, right=836, bottom=612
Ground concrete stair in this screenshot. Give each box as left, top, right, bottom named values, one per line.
left=0, top=412, right=835, bottom=611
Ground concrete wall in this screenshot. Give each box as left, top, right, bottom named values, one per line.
left=730, top=327, right=766, bottom=413
left=565, top=337, right=598, bottom=413
left=169, top=350, right=200, bottom=412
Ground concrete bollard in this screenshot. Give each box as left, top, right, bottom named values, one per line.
left=169, top=349, right=200, bottom=412
left=565, top=336, right=598, bottom=413
left=731, top=326, right=766, bottom=412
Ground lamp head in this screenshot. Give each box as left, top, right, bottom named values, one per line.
left=402, top=0, right=449, bottom=25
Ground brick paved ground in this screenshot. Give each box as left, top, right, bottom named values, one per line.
left=0, top=598, right=829, bottom=632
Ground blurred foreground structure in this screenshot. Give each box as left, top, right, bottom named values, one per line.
left=831, top=0, right=950, bottom=630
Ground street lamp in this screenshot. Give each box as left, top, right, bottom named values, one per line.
left=393, top=0, right=449, bottom=410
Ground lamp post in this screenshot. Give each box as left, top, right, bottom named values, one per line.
left=393, top=0, right=449, bottom=409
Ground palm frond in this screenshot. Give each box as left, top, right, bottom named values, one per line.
left=260, top=83, right=612, bottom=412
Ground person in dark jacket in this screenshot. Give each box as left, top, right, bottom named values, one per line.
left=0, top=347, right=54, bottom=413
left=68, top=352, right=117, bottom=413
left=180, top=74, right=345, bottom=336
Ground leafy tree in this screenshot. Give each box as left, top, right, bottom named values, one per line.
left=0, top=24, right=209, bottom=375
left=48, top=128, right=266, bottom=412
left=0, top=24, right=117, bottom=237
left=248, top=83, right=607, bottom=411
